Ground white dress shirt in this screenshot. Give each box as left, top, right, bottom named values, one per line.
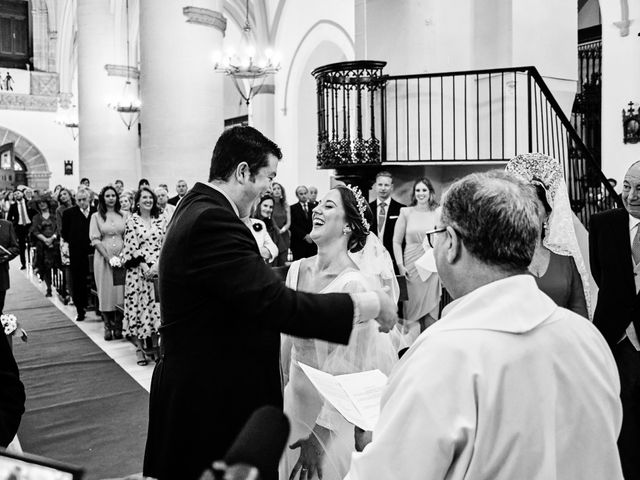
left=626, top=216, right=640, bottom=350
left=346, top=275, right=622, bottom=480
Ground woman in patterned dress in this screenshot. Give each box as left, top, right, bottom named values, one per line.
left=30, top=194, right=60, bottom=297
left=121, top=186, right=167, bottom=365
left=90, top=185, right=126, bottom=340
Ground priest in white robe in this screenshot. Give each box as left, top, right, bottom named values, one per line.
left=346, top=171, right=623, bottom=480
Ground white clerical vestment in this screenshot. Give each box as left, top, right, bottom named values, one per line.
left=346, top=275, right=622, bottom=480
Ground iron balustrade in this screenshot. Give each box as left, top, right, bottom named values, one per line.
left=313, top=63, right=622, bottom=227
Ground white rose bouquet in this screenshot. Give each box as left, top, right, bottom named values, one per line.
left=109, top=256, right=123, bottom=268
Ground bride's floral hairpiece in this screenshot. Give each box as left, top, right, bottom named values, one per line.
left=346, top=184, right=370, bottom=234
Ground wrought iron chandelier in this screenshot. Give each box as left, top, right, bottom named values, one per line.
left=213, top=0, right=280, bottom=105
left=108, top=0, right=140, bottom=130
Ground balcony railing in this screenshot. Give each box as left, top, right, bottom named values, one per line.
left=312, top=62, right=622, bottom=227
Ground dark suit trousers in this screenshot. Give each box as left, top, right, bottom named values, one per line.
left=0, top=289, right=6, bottom=315
left=69, top=255, right=89, bottom=315
left=614, top=337, right=640, bottom=479
left=14, top=225, right=29, bottom=267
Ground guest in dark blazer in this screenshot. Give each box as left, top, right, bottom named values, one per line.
left=143, top=126, right=397, bottom=480
left=0, top=333, right=24, bottom=448
left=167, top=179, right=188, bottom=206
left=61, top=189, right=96, bottom=322
left=0, top=220, right=18, bottom=314
left=590, top=161, right=640, bottom=479
left=369, top=171, right=405, bottom=273
left=290, top=186, right=317, bottom=260
left=7, top=189, right=36, bottom=270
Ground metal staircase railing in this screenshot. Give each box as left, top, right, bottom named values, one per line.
left=313, top=63, right=622, bottom=228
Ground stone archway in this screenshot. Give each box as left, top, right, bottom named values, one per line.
left=0, top=126, right=51, bottom=189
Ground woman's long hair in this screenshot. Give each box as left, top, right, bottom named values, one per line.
left=57, top=188, right=76, bottom=208
left=97, top=185, right=122, bottom=221
left=133, top=186, right=161, bottom=218
left=271, top=182, right=288, bottom=206
left=410, top=177, right=439, bottom=210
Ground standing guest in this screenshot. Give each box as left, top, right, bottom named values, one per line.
left=80, top=178, right=91, bottom=189
left=138, top=178, right=150, bottom=190
left=158, top=183, right=169, bottom=191
left=22, top=188, right=33, bottom=204
left=393, top=177, right=441, bottom=330
left=168, top=179, right=188, bottom=205
left=590, top=160, right=640, bottom=479
left=347, top=172, right=623, bottom=480
left=290, top=185, right=317, bottom=260
left=8, top=189, right=35, bottom=270
left=0, top=334, right=24, bottom=449
left=308, top=185, right=319, bottom=208
left=154, top=187, right=175, bottom=221
left=121, top=187, right=167, bottom=365
left=61, top=189, right=96, bottom=321
left=30, top=195, right=60, bottom=297
left=90, top=186, right=126, bottom=341
left=2, top=191, right=14, bottom=220
left=253, top=195, right=286, bottom=266
left=0, top=218, right=18, bottom=313
left=55, top=188, right=75, bottom=303
left=119, top=192, right=133, bottom=218
left=114, top=179, right=124, bottom=195
left=271, top=182, right=291, bottom=264
left=142, top=126, right=397, bottom=480
left=369, top=171, right=405, bottom=273
left=506, top=153, right=589, bottom=318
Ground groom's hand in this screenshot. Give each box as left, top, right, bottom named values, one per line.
left=374, top=289, right=398, bottom=332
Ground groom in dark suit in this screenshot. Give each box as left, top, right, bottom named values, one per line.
left=590, top=161, right=640, bottom=479
left=143, top=126, right=397, bottom=480
left=369, top=171, right=405, bottom=274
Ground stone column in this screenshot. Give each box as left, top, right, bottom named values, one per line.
left=250, top=83, right=275, bottom=140
left=76, top=0, right=140, bottom=189
left=139, top=0, right=226, bottom=187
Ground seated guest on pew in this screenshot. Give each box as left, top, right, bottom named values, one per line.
left=0, top=218, right=18, bottom=314
left=121, top=186, right=168, bottom=365
left=0, top=334, right=25, bottom=449
left=30, top=194, right=60, bottom=297
left=61, top=189, right=96, bottom=321
left=252, top=194, right=286, bottom=266
left=346, top=171, right=623, bottom=480
left=392, top=177, right=441, bottom=331
left=90, top=186, right=126, bottom=341
left=506, top=153, right=589, bottom=318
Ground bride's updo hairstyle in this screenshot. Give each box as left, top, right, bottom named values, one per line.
left=334, top=185, right=372, bottom=253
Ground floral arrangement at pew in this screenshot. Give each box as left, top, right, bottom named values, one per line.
left=109, top=256, right=123, bottom=268
left=109, top=255, right=126, bottom=286
left=1, top=314, right=28, bottom=342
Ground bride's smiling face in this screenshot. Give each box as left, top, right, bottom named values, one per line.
left=310, top=189, right=347, bottom=243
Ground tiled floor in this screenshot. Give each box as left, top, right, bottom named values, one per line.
left=22, top=268, right=154, bottom=392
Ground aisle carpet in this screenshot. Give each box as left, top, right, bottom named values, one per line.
left=6, top=269, right=150, bottom=479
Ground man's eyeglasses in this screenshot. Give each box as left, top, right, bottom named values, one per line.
left=425, top=227, right=447, bottom=249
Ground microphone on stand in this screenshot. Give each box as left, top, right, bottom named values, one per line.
left=200, top=405, right=291, bottom=480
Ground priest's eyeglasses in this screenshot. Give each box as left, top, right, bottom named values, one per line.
left=425, top=227, right=447, bottom=248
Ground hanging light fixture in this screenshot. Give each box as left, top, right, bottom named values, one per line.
left=108, top=0, right=141, bottom=130
left=55, top=104, right=79, bottom=141
left=212, top=0, right=280, bottom=106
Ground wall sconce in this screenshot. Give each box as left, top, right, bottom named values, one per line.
left=64, top=160, right=73, bottom=175
left=623, top=101, right=640, bottom=144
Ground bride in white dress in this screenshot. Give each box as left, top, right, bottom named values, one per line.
left=280, top=185, right=398, bottom=480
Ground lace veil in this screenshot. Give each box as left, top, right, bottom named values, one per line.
left=348, top=233, right=400, bottom=304
left=506, top=153, right=594, bottom=318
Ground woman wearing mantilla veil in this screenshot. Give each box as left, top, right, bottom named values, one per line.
left=280, top=185, right=399, bottom=480
left=506, top=153, right=594, bottom=318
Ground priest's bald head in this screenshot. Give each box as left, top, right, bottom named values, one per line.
left=432, top=171, right=540, bottom=300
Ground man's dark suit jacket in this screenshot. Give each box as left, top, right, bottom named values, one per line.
left=0, top=221, right=18, bottom=291
left=290, top=201, right=317, bottom=259
left=143, top=183, right=354, bottom=480
left=7, top=202, right=36, bottom=227
left=0, top=334, right=24, bottom=448
left=167, top=195, right=183, bottom=206
left=369, top=198, right=405, bottom=273
left=61, top=206, right=95, bottom=267
left=590, top=208, right=640, bottom=346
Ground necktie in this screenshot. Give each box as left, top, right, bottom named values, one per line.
left=18, top=201, right=28, bottom=225
left=378, top=202, right=386, bottom=235
left=633, top=226, right=640, bottom=264
left=303, top=203, right=308, bottom=217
